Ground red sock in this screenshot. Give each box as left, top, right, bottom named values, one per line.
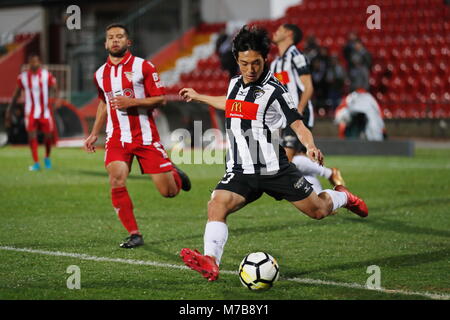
left=171, top=168, right=182, bottom=192
left=111, top=187, right=139, bottom=234
left=29, top=138, right=39, bottom=163
left=45, top=137, right=52, bottom=158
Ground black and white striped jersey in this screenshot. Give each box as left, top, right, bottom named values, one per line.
left=224, top=68, right=303, bottom=175
left=270, top=44, right=314, bottom=128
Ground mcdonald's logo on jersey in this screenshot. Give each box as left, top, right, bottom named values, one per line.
left=225, top=99, right=258, bottom=120
left=274, top=71, right=290, bottom=85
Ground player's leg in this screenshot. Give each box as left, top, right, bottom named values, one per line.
left=181, top=173, right=257, bottom=281
left=43, top=132, right=53, bottom=169
left=284, top=147, right=296, bottom=162
left=304, top=174, right=323, bottom=193
left=41, top=118, right=55, bottom=169
left=26, top=116, right=40, bottom=170
left=136, top=142, right=191, bottom=196
left=291, top=186, right=368, bottom=219
left=292, top=154, right=345, bottom=187
left=27, top=130, right=40, bottom=171
left=106, top=141, right=143, bottom=248
left=181, top=189, right=247, bottom=281
left=150, top=171, right=180, bottom=198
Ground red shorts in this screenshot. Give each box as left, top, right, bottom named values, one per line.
left=26, top=117, right=54, bottom=134
left=104, top=139, right=174, bottom=174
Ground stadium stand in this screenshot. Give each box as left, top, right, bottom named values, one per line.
left=161, top=0, right=450, bottom=119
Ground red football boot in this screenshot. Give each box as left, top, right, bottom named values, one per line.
left=180, top=248, right=219, bottom=281
left=334, top=185, right=369, bottom=218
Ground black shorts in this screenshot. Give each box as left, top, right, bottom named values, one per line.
left=214, top=164, right=314, bottom=203
left=281, top=107, right=312, bottom=153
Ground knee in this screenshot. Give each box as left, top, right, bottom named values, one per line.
left=207, top=199, right=227, bottom=221
left=110, top=175, right=126, bottom=188
left=308, top=208, right=327, bottom=220
left=160, top=188, right=178, bottom=198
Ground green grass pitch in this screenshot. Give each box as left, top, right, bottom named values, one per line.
left=0, top=146, right=449, bottom=300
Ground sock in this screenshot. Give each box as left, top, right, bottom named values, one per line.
left=304, top=175, right=323, bottom=193
left=171, top=168, right=182, bottom=192
left=320, top=189, right=348, bottom=211
left=111, top=187, right=139, bottom=234
left=44, top=137, right=52, bottom=158
left=292, top=155, right=332, bottom=178
left=29, top=138, right=39, bottom=163
left=204, top=221, right=228, bottom=265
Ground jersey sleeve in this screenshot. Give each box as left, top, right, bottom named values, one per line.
left=17, top=74, right=24, bottom=89
left=142, top=60, right=165, bottom=97
left=48, top=72, right=57, bottom=87
left=93, top=75, right=105, bottom=102
left=276, top=88, right=303, bottom=126
left=292, top=53, right=311, bottom=76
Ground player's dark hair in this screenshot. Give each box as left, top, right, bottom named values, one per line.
left=232, top=25, right=271, bottom=60
left=27, top=53, right=40, bottom=60
left=283, top=24, right=303, bottom=45
left=105, top=23, right=130, bottom=39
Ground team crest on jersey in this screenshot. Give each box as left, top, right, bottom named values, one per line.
left=124, top=71, right=134, bottom=82
left=254, top=89, right=265, bottom=99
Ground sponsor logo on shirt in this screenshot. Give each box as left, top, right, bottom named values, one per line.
left=225, top=100, right=259, bottom=120
left=274, top=71, right=290, bottom=85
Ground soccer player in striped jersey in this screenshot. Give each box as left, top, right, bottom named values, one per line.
left=271, top=24, right=345, bottom=192
left=84, top=24, right=191, bottom=249
left=179, top=25, right=368, bottom=281
left=5, top=54, right=59, bottom=171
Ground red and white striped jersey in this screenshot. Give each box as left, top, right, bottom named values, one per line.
left=17, top=68, right=56, bottom=120
left=94, top=51, right=165, bottom=145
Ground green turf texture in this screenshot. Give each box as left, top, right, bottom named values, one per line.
left=0, top=146, right=449, bottom=300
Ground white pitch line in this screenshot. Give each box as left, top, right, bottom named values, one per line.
left=1, top=245, right=449, bottom=300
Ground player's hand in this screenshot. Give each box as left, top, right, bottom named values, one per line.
left=110, top=96, right=136, bottom=110
left=306, top=146, right=324, bottom=166
left=179, top=88, right=199, bottom=102
left=84, top=134, right=98, bottom=153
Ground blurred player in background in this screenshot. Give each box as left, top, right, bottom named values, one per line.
left=5, top=54, right=59, bottom=171
left=178, top=25, right=368, bottom=282
left=335, top=88, right=386, bottom=141
left=84, top=23, right=191, bottom=249
left=271, top=23, right=345, bottom=193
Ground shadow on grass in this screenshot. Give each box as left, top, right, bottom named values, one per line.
left=341, top=215, right=450, bottom=238
left=69, top=169, right=152, bottom=181
left=284, top=248, right=450, bottom=277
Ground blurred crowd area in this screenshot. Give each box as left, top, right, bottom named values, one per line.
left=215, top=29, right=373, bottom=115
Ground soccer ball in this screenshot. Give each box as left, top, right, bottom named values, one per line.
left=239, top=252, right=280, bottom=290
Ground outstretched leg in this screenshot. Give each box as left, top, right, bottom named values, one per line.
left=180, top=189, right=246, bottom=281
left=291, top=186, right=368, bottom=219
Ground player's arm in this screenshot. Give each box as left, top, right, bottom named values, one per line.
left=110, top=95, right=166, bottom=110
left=297, top=74, right=314, bottom=114
left=290, top=119, right=323, bottom=165
left=48, top=73, right=62, bottom=108
left=179, top=88, right=226, bottom=110
left=84, top=100, right=107, bottom=153
left=110, top=59, right=167, bottom=111
left=4, top=87, right=22, bottom=128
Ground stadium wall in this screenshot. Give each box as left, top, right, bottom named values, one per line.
left=314, top=118, right=450, bottom=139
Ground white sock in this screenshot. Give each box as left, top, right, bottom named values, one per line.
left=292, top=155, right=332, bottom=178
left=320, top=189, right=348, bottom=211
left=304, top=175, right=323, bottom=193
left=204, top=221, right=228, bottom=265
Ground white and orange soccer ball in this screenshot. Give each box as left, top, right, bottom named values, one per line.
left=239, top=252, right=280, bottom=290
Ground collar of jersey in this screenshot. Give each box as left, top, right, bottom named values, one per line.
left=107, top=50, right=133, bottom=67
left=281, top=44, right=296, bottom=59
left=239, top=66, right=271, bottom=88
